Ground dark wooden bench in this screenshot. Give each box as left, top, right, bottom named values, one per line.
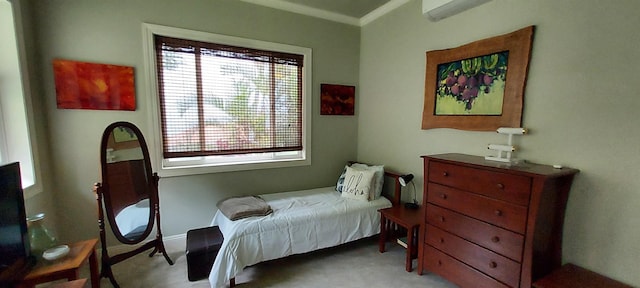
left=186, top=226, right=223, bottom=281
left=533, top=263, right=632, bottom=288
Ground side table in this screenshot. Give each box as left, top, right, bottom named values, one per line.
left=17, top=238, right=99, bottom=288
left=533, top=263, right=632, bottom=288
left=49, top=278, right=88, bottom=288
left=378, top=205, right=423, bottom=272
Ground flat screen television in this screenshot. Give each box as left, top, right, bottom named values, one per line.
left=0, top=162, right=35, bottom=286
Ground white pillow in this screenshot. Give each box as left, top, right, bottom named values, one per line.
left=341, top=166, right=375, bottom=201
left=351, top=163, right=384, bottom=200
left=335, top=165, right=348, bottom=193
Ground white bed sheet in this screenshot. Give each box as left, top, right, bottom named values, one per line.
left=115, top=198, right=149, bottom=237
left=208, top=186, right=392, bottom=288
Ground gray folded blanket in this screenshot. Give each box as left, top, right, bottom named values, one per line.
left=217, top=195, right=273, bottom=221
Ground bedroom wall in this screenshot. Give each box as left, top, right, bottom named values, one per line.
left=358, top=0, right=639, bottom=285
left=23, top=0, right=360, bottom=243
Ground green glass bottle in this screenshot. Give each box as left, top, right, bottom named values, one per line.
left=26, top=213, right=57, bottom=260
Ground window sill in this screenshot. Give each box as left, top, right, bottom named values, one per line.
left=156, top=157, right=311, bottom=177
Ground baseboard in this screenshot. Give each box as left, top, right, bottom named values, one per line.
left=164, top=233, right=187, bottom=244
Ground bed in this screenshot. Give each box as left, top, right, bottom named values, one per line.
left=208, top=166, right=402, bottom=288
left=115, top=198, right=150, bottom=239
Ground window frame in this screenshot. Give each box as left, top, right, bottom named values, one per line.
left=142, top=23, right=312, bottom=177
left=1, top=0, right=43, bottom=198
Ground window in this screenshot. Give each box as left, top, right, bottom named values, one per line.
left=143, top=24, right=311, bottom=176
left=1, top=0, right=42, bottom=197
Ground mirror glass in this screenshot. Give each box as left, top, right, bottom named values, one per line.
left=101, top=123, right=154, bottom=243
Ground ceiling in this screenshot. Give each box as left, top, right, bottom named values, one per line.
left=240, top=0, right=406, bottom=26
left=281, top=0, right=392, bottom=18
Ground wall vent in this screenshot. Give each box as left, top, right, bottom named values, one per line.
left=422, top=0, right=492, bottom=21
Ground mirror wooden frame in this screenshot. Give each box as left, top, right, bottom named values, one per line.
left=93, top=121, right=173, bottom=288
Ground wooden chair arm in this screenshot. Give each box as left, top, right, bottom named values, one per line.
left=383, top=170, right=402, bottom=206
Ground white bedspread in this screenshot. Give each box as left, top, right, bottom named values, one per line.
left=208, top=186, right=392, bottom=288
left=115, top=198, right=149, bottom=237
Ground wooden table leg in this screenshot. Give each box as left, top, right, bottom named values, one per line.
left=405, top=225, right=415, bottom=272
left=378, top=215, right=387, bottom=253
left=69, top=269, right=79, bottom=281
left=88, top=249, right=99, bottom=288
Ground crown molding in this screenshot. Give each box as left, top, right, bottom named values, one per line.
left=239, top=0, right=360, bottom=26
left=239, top=0, right=409, bottom=27
left=360, top=0, right=411, bottom=26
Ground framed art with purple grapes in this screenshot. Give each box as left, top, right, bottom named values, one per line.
left=422, top=26, right=535, bottom=131
left=435, top=51, right=509, bottom=115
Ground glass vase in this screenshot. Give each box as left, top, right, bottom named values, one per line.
left=27, top=213, right=57, bottom=260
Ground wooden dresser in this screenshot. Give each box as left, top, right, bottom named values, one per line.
left=418, top=154, right=578, bottom=288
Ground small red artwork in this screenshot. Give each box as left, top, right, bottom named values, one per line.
left=320, top=84, right=355, bottom=115
left=53, top=59, right=136, bottom=110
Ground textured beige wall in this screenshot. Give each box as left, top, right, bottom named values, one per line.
left=19, top=0, right=640, bottom=285
left=24, top=0, right=360, bottom=244
left=359, top=0, right=639, bottom=285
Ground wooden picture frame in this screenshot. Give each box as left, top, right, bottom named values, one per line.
left=421, top=26, right=534, bottom=131
left=107, top=126, right=140, bottom=151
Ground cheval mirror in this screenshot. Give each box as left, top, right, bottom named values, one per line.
left=93, top=121, right=173, bottom=287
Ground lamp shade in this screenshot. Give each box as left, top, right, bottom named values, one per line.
left=398, top=174, right=414, bottom=187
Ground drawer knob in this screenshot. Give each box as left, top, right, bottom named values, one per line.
left=439, top=216, right=445, bottom=222
left=442, top=172, right=449, bottom=177
left=439, top=194, right=447, bottom=199
left=438, top=260, right=443, bottom=266
left=491, top=236, right=500, bottom=243
left=496, top=183, right=505, bottom=189
left=439, top=238, right=445, bottom=244
left=494, top=210, right=503, bottom=216
left=489, top=261, right=497, bottom=268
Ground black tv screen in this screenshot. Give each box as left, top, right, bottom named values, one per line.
left=0, top=162, right=33, bottom=285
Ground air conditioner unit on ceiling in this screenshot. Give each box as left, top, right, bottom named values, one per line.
left=422, top=0, right=492, bottom=22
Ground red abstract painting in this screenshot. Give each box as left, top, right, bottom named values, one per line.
left=53, top=59, right=136, bottom=110
left=320, top=84, right=355, bottom=115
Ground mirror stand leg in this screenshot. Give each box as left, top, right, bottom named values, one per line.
left=160, top=242, right=174, bottom=265
left=100, top=259, right=120, bottom=288
left=147, top=236, right=174, bottom=265
left=148, top=246, right=158, bottom=257
left=155, top=236, right=174, bottom=265
left=95, top=183, right=121, bottom=288
left=152, top=199, right=174, bottom=265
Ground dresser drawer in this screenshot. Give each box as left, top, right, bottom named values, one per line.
left=428, top=161, right=532, bottom=206
left=426, top=224, right=521, bottom=287
left=426, top=204, right=524, bottom=262
left=427, top=183, right=528, bottom=234
left=423, top=245, right=510, bottom=288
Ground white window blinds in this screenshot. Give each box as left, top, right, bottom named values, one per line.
left=154, top=35, right=304, bottom=158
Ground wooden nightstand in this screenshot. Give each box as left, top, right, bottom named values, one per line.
left=378, top=205, right=423, bottom=272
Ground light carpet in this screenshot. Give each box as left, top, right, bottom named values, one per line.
left=66, top=236, right=458, bottom=288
